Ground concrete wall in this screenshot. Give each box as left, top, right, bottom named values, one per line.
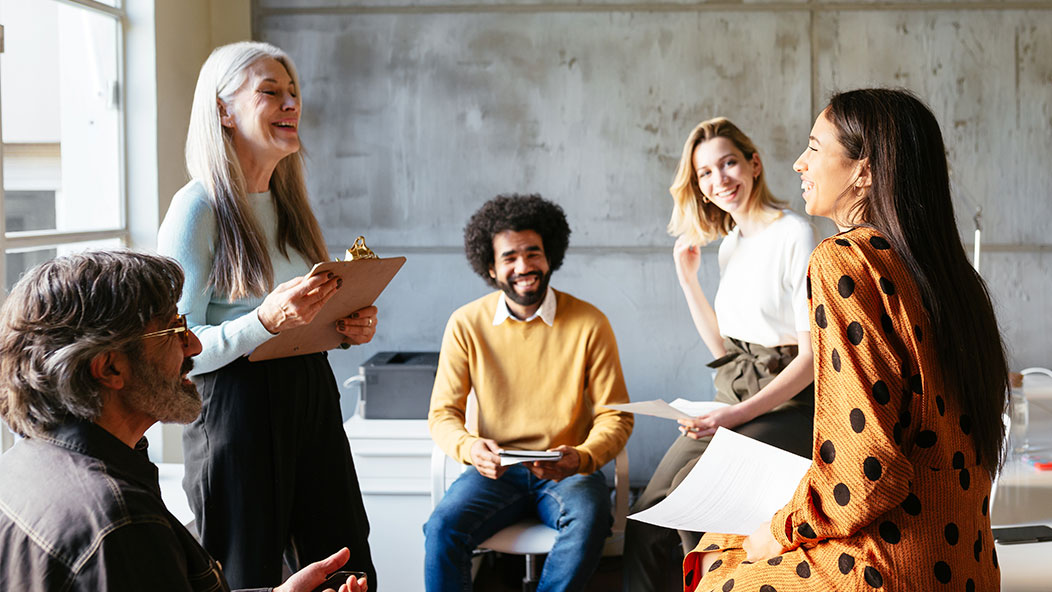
left=254, top=0, right=1052, bottom=484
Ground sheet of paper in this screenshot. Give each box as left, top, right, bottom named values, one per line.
left=499, top=450, right=563, bottom=466
left=629, top=427, right=812, bottom=535
left=604, top=399, right=729, bottom=420
left=669, top=398, right=731, bottom=417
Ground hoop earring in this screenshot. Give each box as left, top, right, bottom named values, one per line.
left=701, top=194, right=710, bottom=204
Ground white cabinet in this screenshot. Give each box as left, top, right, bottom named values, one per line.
left=344, top=416, right=434, bottom=591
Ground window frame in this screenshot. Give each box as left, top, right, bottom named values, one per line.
left=0, top=0, right=129, bottom=297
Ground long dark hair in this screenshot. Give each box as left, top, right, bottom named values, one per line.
left=826, top=88, right=1008, bottom=475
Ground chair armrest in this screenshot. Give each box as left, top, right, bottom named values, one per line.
left=430, top=444, right=449, bottom=509
left=612, top=447, right=629, bottom=534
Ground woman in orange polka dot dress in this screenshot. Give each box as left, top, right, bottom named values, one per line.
left=683, top=88, right=1010, bottom=592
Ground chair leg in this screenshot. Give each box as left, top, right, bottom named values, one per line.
left=522, top=553, right=539, bottom=592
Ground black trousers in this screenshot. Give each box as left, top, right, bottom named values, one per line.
left=182, top=353, right=376, bottom=590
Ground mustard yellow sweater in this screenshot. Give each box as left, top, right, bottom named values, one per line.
left=428, top=290, right=633, bottom=475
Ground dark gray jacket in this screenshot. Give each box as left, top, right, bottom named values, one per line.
left=0, top=421, right=259, bottom=591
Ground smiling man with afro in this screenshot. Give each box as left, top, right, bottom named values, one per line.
left=424, top=193, right=634, bottom=592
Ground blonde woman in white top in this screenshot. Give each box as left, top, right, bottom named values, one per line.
left=623, top=118, right=817, bottom=592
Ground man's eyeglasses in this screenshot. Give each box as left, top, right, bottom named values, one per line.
left=142, top=314, right=190, bottom=346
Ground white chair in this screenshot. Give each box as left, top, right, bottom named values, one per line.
left=429, top=394, right=629, bottom=591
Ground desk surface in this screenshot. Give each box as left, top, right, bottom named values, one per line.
left=993, top=373, right=1052, bottom=591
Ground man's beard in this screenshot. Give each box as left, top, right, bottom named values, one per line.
left=124, top=355, right=202, bottom=425
left=496, top=269, right=552, bottom=310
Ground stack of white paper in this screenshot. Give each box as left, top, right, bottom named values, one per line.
left=499, top=450, right=563, bottom=466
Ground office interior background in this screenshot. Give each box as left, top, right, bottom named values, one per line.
left=0, top=0, right=1050, bottom=586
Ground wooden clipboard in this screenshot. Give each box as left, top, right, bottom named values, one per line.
left=248, top=256, right=406, bottom=361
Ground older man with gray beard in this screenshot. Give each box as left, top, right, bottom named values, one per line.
left=0, top=250, right=365, bottom=592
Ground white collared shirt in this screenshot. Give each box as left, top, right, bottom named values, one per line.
left=492, top=285, right=557, bottom=326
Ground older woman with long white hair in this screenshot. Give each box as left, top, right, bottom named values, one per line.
left=158, top=41, right=377, bottom=590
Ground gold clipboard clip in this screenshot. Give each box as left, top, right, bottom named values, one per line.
left=344, top=236, right=378, bottom=261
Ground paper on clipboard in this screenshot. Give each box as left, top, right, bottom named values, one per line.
left=604, top=399, right=729, bottom=421
left=248, top=256, right=406, bottom=361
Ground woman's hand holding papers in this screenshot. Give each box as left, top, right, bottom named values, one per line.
left=743, top=521, right=782, bottom=563
left=677, top=404, right=748, bottom=440
left=470, top=438, right=507, bottom=479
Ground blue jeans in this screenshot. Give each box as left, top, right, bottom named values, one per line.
left=423, top=464, right=611, bottom=592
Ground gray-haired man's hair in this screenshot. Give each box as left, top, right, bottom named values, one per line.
left=0, top=250, right=184, bottom=438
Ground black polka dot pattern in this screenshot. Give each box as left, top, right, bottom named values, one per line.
left=796, top=561, right=811, bottom=578
left=703, top=543, right=720, bottom=551
left=820, top=440, right=836, bottom=463
left=916, top=430, right=937, bottom=448
left=718, top=228, right=994, bottom=592
left=838, top=275, right=856, bottom=298
left=934, top=561, right=951, bottom=584
left=945, top=523, right=959, bottom=545
left=872, top=381, right=890, bottom=405
left=847, top=322, right=864, bottom=345
left=838, top=553, right=855, bottom=574
left=708, top=559, right=723, bottom=572
left=879, top=277, right=896, bottom=295
left=902, top=493, right=921, bottom=516
left=850, top=408, right=866, bottom=433
left=869, top=235, right=891, bottom=250
left=864, top=566, right=884, bottom=588
left=834, top=483, right=851, bottom=506
left=879, top=521, right=901, bottom=544
left=880, top=312, right=894, bottom=335
left=863, top=457, right=882, bottom=480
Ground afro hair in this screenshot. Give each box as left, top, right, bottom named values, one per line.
left=463, top=194, right=571, bottom=288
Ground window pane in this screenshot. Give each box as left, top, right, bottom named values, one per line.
left=1, top=0, right=122, bottom=234
left=5, top=238, right=122, bottom=292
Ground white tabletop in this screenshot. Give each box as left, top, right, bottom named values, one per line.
left=994, top=371, right=1052, bottom=591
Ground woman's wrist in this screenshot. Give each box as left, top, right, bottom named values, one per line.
left=256, top=306, right=279, bottom=335
left=677, top=271, right=700, bottom=291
